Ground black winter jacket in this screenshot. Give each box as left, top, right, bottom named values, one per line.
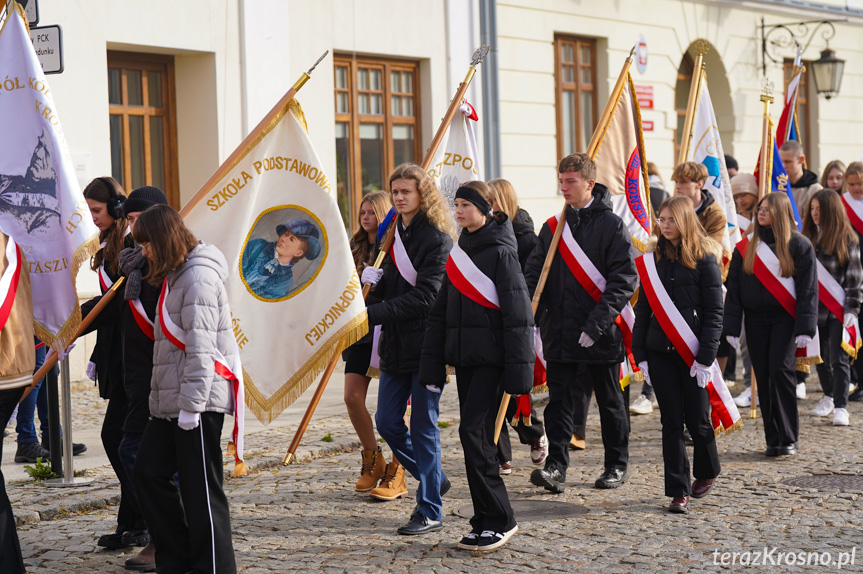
left=419, top=215, right=535, bottom=395
left=724, top=227, right=818, bottom=338
left=631, top=239, right=724, bottom=366
left=511, top=208, right=539, bottom=271
left=366, top=211, right=453, bottom=374
left=524, top=184, right=638, bottom=364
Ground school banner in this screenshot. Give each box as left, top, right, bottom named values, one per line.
left=427, top=100, right=481, bottom=207
left=0, top=5, right=98, bottom=348
left=592, top=74, right=652, bottom=251
left=686, top=75, right=739, bottom=254
left=183, top=100, right=367, bottom=424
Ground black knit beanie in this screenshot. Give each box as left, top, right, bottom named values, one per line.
left=123, top=186, right=168, bottom=215
left=455, top=186, right=491, bottom=216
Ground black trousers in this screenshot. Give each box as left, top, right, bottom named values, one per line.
left=0, top=386, right=26, bottom=574
left=572, top=363, right=593, bottom=438
left=102, top=382, right=146, bottom=532
left=745, top=312, right=799, bottom=447
left=456, top=366, right=516, bottom=534
left=134, top=413, right=236, bottom=574
left=815, top=316, right=852, bottom=409
left=496, top=394, right=545, bottom=463
left=544, top=361, right=629, bottom=476
left=648, top=351, right=721, bottom=497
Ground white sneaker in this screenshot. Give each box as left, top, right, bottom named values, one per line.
left=629, top=394, right=653, bottom=415
left=811, top=396, right=834, bottom=417
left=797, top=382, right=807, bottom=400
left=833, top=408, right=850, bottom=426
left=734, top=387, right=752, bottom=407
left=650, top=395, right=659, bottom=408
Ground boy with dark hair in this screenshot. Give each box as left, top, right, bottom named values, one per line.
left=524, top=152, right=637, bottom=493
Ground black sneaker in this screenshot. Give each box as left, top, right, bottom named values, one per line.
left=530, top=467, right=565, bottom=493
left=396, top=511, right=443, bottom=535
left=594, top=467, right=628, bottom=489
left=457, top=532, right=481, bottom=550
left=14, top=442, right=51, bottom=463
left=121, top=530, right=151, bottom=548
left=440, top=476, right=451, bottom=497
left=476, top=525, right=518, bottom=551
left=97, top=530, right=129, bottom=549
left=42, top=438, right=87, bottom=456
left=849, top=386, right=863, bottom=402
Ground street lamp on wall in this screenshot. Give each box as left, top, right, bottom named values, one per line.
left=810, top=48, right=845, bottom=100
left=761, top=17, right=847, bottom=99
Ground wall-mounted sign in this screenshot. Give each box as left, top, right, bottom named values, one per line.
left=634, top=84, right=653, bottom=110
left=17, top=0, right=38, bottom=26
left=635, top=34, right=648, bottom=74
left=29, top=25, right=63, bottom=74
left=642, top=120, right=654, bottom=132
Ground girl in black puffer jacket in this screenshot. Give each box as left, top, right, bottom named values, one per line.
left=420, top=182, right=534, bottom=552
left=724, top=192, right=818, bottom=456
left=632, top=196, right=724, bottom=514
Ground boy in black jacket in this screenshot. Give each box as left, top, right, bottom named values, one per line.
left=524, top=153, right=637, bottom=493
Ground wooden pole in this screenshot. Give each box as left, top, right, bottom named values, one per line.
left=677, top=52, right=705, bottom=166
left=493, top=46, right=636, bottom=444
left=179, top=51, right=329, bottom=218
left=282, top=46, right=490, bottom=465
left=19, top=277, right=126, bottom=403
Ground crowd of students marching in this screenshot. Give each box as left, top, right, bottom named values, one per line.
left=1, top=142, right=862, bottom=571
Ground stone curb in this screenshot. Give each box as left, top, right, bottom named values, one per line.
left=14, top=436, right=362, bottom=527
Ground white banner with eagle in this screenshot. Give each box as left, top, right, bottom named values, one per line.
left=0, top=5, right=98, bottom=347
left=183, top=100, right=367, bottom=424
left=426, top=100, right=481, bottom=207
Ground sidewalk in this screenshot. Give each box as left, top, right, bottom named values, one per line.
left=7, top=372, right=863, bottom=573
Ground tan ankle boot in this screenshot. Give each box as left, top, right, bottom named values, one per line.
left=369, top=462, right=408, bottom=500
left=569, top=433, right=586, bottom=450
left=354, top=446, right=386, bottom=492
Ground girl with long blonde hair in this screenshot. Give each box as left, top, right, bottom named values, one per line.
left=724, top=192, right=818, bottom=456
left=820, top=159, right=846, bottom=193
left=342, top=190, right=399, bottom=493
left=632, top=196, right=723, bottom=513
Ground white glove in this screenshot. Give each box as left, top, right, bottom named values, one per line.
left=637, top=362, right=650, bottom=386
left=361, top=266, right=384, bottom=286
left=725, top=335, right=739, bottom=348
left=425, top=384, right=442, bottom=394
left=177, top=410, right=201, bottom=431
left=795, top=335, right=812, bottom=349
left=844, top=313, right=856, bottom=329
left=578, top=332, right=595, bottom=348
left=690, top=362, right=712, bottom=388
left=85, top=361, right=96, bottom=381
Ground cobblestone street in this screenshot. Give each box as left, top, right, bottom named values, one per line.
left=6, top=374, right=863, bottom=573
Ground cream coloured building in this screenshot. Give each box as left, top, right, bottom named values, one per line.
left=13, top=0, right=863, bottom=377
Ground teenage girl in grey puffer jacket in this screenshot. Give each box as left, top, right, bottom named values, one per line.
left=130, top=205, right=237, bottom=574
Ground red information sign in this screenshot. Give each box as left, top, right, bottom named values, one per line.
left=634, top=85, right=653, bottom=110
left=642, top=120, right=654, bottom=132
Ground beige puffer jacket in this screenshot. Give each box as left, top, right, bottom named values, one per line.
left=0, top=232, right=35, bottom=390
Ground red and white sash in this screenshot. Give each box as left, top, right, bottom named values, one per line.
left=842, top=193, right=863, bottom=236
left=546, top=215, right=639, bottom=382
left=635, top=253, right=742, bottom=434
left=390, top=225, right=418, bottom=287
left=445, top=242, right=541, bottom=425
left=0, top=237, right=22, bottom=332
left=369, top=226, right=419, bottom=372
left=816, top=260, right=861, bottom=358
left=735, top=236, right=821, bottom=367
left=158, top=279, right=246, bottom=475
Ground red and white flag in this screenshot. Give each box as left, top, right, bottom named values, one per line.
left=427, top=101, right=481, bottom=208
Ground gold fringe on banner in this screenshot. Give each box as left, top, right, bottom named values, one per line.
left=34, top=235, right=99, bottom=349
left=243, top=312, right=368, bottom=425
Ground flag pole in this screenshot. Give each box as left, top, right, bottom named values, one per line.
left=751, top=83, right=774, bottom=419
left=493, top=46, right=636, bottom=444
left=19, top=277, right=126, bottom=403
left=677, top=43, right=709, bottom=166
left=282, top=46, right=491, bottom=466
left=179, top=51, right=329, bottom=218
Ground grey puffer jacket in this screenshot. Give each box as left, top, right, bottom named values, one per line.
left=150, top=242, right=235, bottom=419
